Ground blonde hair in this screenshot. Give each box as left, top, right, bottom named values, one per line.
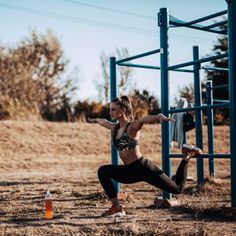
left=111, top=96, right=134, bottom=121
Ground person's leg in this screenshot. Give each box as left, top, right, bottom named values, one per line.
left=141, top=158, right=182, bottom=194
left=97, top=165, right=119, bottom=200
left=174, top=144, right=203, bottom=190
left=97, top=160, right=144, bottom=216
left=173, top=159, right=189, bottom=192
left=97, top=162, right=143, bottom=199
left=143, top=145, right=203, bottom=194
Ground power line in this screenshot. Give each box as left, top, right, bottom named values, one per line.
left=61, top=0, right=155, bottom=20
left=0, top=2, right=157, bottom=36
left=0, top=2, right=216, bottom=45
left=60, top=0, right=222, bottom=46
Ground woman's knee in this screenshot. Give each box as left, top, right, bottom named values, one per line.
left=97, top=165, right=110, bottom=178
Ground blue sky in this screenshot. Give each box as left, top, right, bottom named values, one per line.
left=0, top=0, right=227, bottom=104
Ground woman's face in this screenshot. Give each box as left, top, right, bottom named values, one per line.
left=109, top=102, right=123, bottom=119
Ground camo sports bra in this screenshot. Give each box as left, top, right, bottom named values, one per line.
left=112, top=123, right=138, bottom=151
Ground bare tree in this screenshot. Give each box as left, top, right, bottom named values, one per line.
left=97, top=48, right=135, bottom=102
left=99, top=51, right=110, bottom=102
left=175, top=83, right=195, bottom=104
left=0, top=30, right=79, bottom=119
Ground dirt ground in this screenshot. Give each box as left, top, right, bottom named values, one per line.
left=0, top=121, right=235, bottom=236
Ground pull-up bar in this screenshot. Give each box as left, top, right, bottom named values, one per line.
left=181, top=9, right=227, bottom=25
left=168, top=53, right=228, bottom=71
left=169, top=9, right=227, bottom=35
left=117, top=62, right=194, bottom=73
left=115, top=48, right=160, bottom=64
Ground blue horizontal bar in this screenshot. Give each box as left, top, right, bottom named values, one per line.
left=168, top=53, right=228, bottom=71
left=117, top=62, right=160, bottom=70
left=118, top=62, right=193, bottom=73
left=213, top=99, right=229, bottom=103
left=170, top=21, right=226, bottom=34
left=169, top=154, right=231, bottom=158
left=168, top=102, right=229, bottom=114
left=202, top=66, right=229, bottom=72
left=185, top=10, right=227, bottom=25
left=172, top=68, right=194, bottom=73
left=212, top=84, right=229, bottom=90
left=116, top=49, right=160, bottom=64
left=204, top=20, right=228, bottom=30
left=169, top=10, right=227, bottom=34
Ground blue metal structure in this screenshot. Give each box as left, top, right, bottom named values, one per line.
left=193, top=46, right=204, bottom=185
left=110, top=57, right=119, bottom=192
left=158, top=8, right=172, bottom=199
left=159, top=5, right=232, bottom=203
left=206, top=81, right=214, bottom=176
left=110, top=2, right=236, bottom=207
left=226, top=0, right=236, bottom=207
left=159, top=7, right=229, bottom=190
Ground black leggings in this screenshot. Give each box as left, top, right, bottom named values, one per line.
left=98, top=157, right=188, bottom=199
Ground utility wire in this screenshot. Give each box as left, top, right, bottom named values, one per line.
left=57, top=0, right=221, bottom=45
left=0, top=2, right=157, bottom=36
left=0, top=2, right=216, bottom=44
left=61, top=0, right=155, bottom=20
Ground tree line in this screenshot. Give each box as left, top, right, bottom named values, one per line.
left=0, top=29, right=228, bottom=124
left=0, top=30, right=160, bottom=121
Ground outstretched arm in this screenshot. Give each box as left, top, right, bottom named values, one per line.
left=132, top=113, right=175, bottom=132
left=157, top=113, right=175, bottom=123
left=87, top=118, right=115, bottom=130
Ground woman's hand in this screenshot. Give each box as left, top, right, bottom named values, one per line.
left=158, top=113, right=175, bottom=123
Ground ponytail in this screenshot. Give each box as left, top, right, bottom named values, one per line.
left=112, top=96, right=134, bottom=121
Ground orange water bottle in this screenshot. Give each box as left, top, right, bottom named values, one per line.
left=45, top=190, right=53, bottom=220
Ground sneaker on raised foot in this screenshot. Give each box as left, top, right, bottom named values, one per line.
left=182, top=144, right=203, bottom=157
left=101, top=205, right=126, bottom=217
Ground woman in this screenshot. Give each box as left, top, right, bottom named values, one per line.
left=88, top=96, right=202, bottom=217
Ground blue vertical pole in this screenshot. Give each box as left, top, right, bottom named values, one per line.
left=110, top=57, right=120, bottom=193
left=226, top=0, right=236, bottom=207
left=158, top=8, right=171, bottom=199
left=193, top=46, right=204, bottom=185
left=206, top=81, right=215, bottom=176
left=183, top=132, right=187, bottom=145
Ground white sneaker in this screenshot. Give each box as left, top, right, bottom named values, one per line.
left=182, top=144, right=203, bottom=157
left=101, top=205, right=126, bottom=217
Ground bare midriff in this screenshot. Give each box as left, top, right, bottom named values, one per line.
left=119, top=146, right=142, bottom=165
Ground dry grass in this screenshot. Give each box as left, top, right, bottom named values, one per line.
left=0, top=121, right=235, bottom=236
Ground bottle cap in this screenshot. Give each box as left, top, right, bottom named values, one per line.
left=45, top=190, right=52, bottom=199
